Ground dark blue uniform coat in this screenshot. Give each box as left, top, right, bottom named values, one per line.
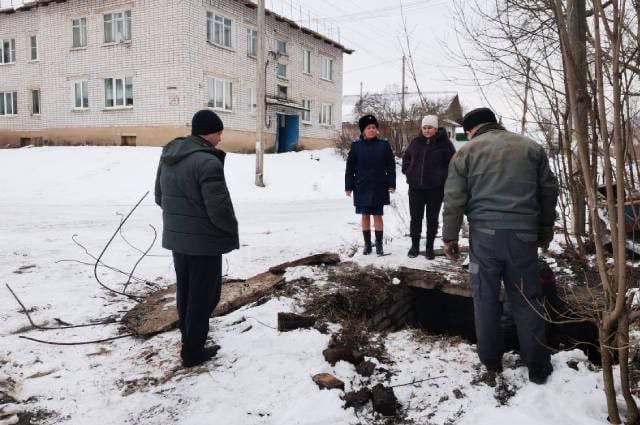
left=345, top=136, right=396, bottom=208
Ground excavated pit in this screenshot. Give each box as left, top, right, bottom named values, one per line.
left=314, top=263, right=601, bottom=365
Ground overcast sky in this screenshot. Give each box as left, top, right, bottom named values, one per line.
left=0, top=0, right=519, bottom=125
left=290, top=0, right=516, bottom=122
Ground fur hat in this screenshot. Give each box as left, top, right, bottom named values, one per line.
left=358, top=114, right=378, bottom=133
left=462, top=107, right=497, bottom=132
left=421, top=115, right=438, bottom=128
left=191, top=109, right=224, bottom=136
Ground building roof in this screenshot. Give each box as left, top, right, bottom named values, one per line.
left=0, top=0, right=354, bottom=54
left=342, top=92, right=460, bottom=123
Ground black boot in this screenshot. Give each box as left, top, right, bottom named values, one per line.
left=425, top=238, right=435, bottom=260
left=407, top=237, right=419, bottom=258
left=375, top=231, right=384, bottom=256
left=362, top=230, right=372, bottom=255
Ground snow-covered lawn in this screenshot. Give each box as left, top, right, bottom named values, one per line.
left=0, top=146, right=626, bottom=424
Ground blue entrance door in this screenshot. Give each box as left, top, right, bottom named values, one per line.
left=275, top=113, right=300, bottom=153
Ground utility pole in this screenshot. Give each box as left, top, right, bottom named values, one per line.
left=401, top=55, right=406, bottom=148
left=255, top=0, right=265, bottom=187
left=359, top=81, right=363, bottom=114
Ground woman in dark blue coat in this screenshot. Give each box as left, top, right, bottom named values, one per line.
left=345, top=115, right=396, bottom=255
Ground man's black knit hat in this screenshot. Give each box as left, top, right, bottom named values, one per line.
left=462, top=107, right=497, bottom=132
left=358, top=114, right=378, bottom=133
left=191, top=109, right=224, bottom=135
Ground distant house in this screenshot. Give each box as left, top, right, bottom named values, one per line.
left=0, top=0, right=353, bottom=151
left=342, top=91, right=465, bottom=143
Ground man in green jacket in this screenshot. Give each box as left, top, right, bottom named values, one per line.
left=155, top=109, right=239, bottom=367
left=442, top=107, right=558, bottom=384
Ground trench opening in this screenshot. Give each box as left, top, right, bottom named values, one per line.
left=409, top=286, right=601, bottom=365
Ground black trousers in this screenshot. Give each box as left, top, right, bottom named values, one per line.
left=408, top=186, right=444, bottom=241
left=172, top=252, right=222, bottom=363
left=468, top=227, right=551, bottom=370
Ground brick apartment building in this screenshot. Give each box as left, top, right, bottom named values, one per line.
left=0, top=0, right=352, bottom=151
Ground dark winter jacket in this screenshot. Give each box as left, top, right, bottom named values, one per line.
left=345, top=136, right=396, bottom=207
left=155, top=135, right=239, bottom=256
left=442, top=123, right=558, bottom=242
left=401, top=128, right=456, bottom=189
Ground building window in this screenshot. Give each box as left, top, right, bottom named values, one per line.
left=0, top=92, right=18, bottom=115
left=319, top=103, right=332, bottom=125
left=0, top=39, right=16, bottom=64
left=30, top=36, right=38, bottom=61
left=104, top=11, right=132, bottom=43
left=247, top=28, right=257, bottom=56
left=72, top=18, right=87, bottom=47
left=207, top=13, right=232, bottom=48
left=73, top=81, right=89, bottom=109
left=320, top=55, right=334, bottom=81
left=276, top=39, right=287, bottom=55
left=277, top=84, right=287, bottom=99
left=276, top=62, right=287, bottom=79
left=31, top=89, right=40, bottom=115
left=104, top=77, right=133, bottom=108
left=302, top=98, right=311, bottom=123
left=303, top=49, right=311, bottom=74
left=207, top=78, right=233, bottom=111
left=249, top=87, right=257, bottom=113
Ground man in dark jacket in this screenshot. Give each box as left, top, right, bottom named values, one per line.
left=402, top=115, right=456, bottom=259
left=155, top=109, right=239, bottom=368
left=442, top=107, right=558, bottom=384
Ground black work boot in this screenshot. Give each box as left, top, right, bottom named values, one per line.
left=182, top=344, right=221, bottom=368
left=407, top=237, right=420, bottom=258
left=425, top=238, right=435, bottom=260
left=528, top=363, right=553, bottom=385
left=362, top=230, right=372, bottom=255
left=375, top=230, right=384, bottom=256
left=480, top=358, right=503, bottom=387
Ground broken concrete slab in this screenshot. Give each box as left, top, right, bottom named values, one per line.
left=121, top=285, right=177, bottom=336
left=122, top=272, right=285, bottom=336
left=269, top=252, right=340, bottom=274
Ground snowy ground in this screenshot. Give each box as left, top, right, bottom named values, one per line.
left=0, top=146, right=629, bottom=424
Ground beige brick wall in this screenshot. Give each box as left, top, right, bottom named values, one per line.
left=0, top=0, right=345, bottom=149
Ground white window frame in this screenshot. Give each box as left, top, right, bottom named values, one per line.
left=249, top=87, right=257, bottom=114
left=104, top=77, right=133, bottom=108
left=246, top=28, right=257, bottom=57
left=29, top=35, right=38, bottom=61
left=104, top=10, right=132, bottom=44
left=73, top=80, right=89, bottom=109
left=207, top=78, right=233, bottom=111
left=31, top=89, right=40, bottom=115
left=0, top=39, right=16, bottom=64
left=319, top=103, right=333, bottom=125
left=301, top=98, right=312, bottom=123
left=276, top=39, right=287, bottom=55
left=320, top=55, right=334, bottom=81
left=0, top=91, right=18, bottom=115
left=303, top=49, right=311, bottom=75
left=207, top=12, right=233, bottom=48
left=276, top=62, right=287, bottom=79
left=72, top=17, right=87, bottom=48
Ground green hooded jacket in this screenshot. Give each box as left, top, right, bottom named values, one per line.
left=155, top=135, right=239, bottom=256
